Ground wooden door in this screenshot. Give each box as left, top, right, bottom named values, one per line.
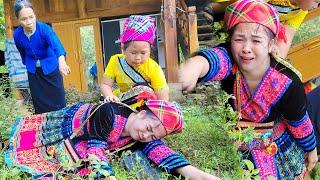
left=52, top=18, right=103, bottom=92
left=52, top=22, right=83, bottom=90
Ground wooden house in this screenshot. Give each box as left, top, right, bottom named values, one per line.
left=4, top=0, right=180, bottom=92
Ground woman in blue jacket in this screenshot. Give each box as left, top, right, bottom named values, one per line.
left=13, top=0, right=70, bottom=114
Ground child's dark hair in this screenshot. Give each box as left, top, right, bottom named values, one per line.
left=14, top=0, right=33, bottom=18
left=122, top=41, right=133, bottom=51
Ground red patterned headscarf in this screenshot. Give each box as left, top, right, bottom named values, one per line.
left=224, top=0, right=286, bottom=41
left=120, top=15, right=156, bottom=45
left=145, top=100, right=183, bottom=135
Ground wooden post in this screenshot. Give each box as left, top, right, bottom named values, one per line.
left=4, top=0, right=14, bottom=38
left=188, top=6, right=198, bottom=55
left=163, top=0, right=178, bottom=83
left=77, top=0, right=87, bottom=18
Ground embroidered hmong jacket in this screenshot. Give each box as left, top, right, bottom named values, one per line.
left=197, top=46, right=317, bottom=153
left=74, top=102, right=190, bottom=176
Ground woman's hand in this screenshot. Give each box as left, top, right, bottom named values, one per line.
left=176, top=165, right=220, bottom=180
left=58, top=56, right=71, bottom=76
left=179, top=56, right=210, bottom=92
left=305, top=148, right=318, bottom=172
left=104, top=95, right=120, bottom=103
left=108, top=176, right=117, bottom=180
left=199, top=172, right=221, bottom=180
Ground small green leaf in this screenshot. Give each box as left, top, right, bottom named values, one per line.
left=243, top=159, right=254, bottom=171
left=252, top=169, right=260, bottom=175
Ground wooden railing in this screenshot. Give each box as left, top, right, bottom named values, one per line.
left=176, top=0, right=199, bottom=58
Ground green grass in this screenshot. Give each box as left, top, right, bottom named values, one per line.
left=165, top=104, right=242, bottom=179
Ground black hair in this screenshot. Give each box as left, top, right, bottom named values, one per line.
left=122, top=41, right=133, bottom=51
left=14, top=0, right=33, bottom=18
left=228, top=23, right=275, bottom=41
left=138, top=105, right=158, bottom=121
left=144, top=108, right=158, bottom=121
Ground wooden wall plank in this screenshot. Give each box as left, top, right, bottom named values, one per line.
left=8, top=0, right=161, bottom=24
left=4, top=0, right=14, bottom=38
left=55, top=0, right=65, bottom=12
left=77, top=0, right=87, bottom=18
left=163, top=0, right=179, bottom=82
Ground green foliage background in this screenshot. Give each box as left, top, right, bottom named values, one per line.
left=0, top=0, right=5, bottom=50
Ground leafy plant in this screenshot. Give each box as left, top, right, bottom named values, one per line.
left=0, top=65, right=8, bottom=73
left=241, top=159, right=260, bottom=180
left=211, top=21, right=228, bottom=45
left=0, top=76, right=30, bottom=140
left=0, top=0, right=5, bottom=50
left=166, top=82, right=243, bottom=179
left=0, top=146, right=31, bottom=179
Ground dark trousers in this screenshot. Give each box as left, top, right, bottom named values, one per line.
left=307, top=86, right=320, bottom=153
left=28, top=67, right=66, bottom=114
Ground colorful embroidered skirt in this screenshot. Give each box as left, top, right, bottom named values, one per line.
left=4, top=102, right=93, bottom=177
left=241, top=123, right=305, bottom=180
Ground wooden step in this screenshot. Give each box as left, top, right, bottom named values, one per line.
left=197, top=18, right=210, bottom=26
left=198, top=33, right=214, bottom=41
left=198, top=24, right=213, bottom=34
left=199, top=39, right=220, bottom=47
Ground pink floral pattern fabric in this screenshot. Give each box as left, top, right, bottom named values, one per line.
left=233, top=67, right=291, bottom=122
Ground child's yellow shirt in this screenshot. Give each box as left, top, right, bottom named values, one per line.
left=267, top=0, right=308, bottom=30
left=104, top=54, right=168, bottom=94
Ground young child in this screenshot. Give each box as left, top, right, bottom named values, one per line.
left=180, top=0, right=318, bottom=179
left=100, top=15, right=169, bottom=103
left=4, top=92, right=220, bottom=179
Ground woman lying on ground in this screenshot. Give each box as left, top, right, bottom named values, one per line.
left=4, top=91, right=219, bottom=180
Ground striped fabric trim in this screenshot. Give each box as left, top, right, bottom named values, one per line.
left=272, top=54, right=302, bottom=80
left=5, top=38, right=28, bottom=87
left=159, top=154, right=190, bottom=173
left=63, top=138, right=81, bottom=164
left=197, top=47, right=232, bottom=82
left=285, top=113, right=317, bottom=152
left=142, top=140, right=190, bottom=174
left=296, top=132, right=317, bottom=152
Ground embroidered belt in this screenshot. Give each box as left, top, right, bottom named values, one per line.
left=234, top=119, right=279, bottom=156
left=235, top=120, right=274, bottom=133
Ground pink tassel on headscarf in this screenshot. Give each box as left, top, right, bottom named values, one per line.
left=136, top=90, right=158, bottom=102
left=277, top=24, right=287, bottom=43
